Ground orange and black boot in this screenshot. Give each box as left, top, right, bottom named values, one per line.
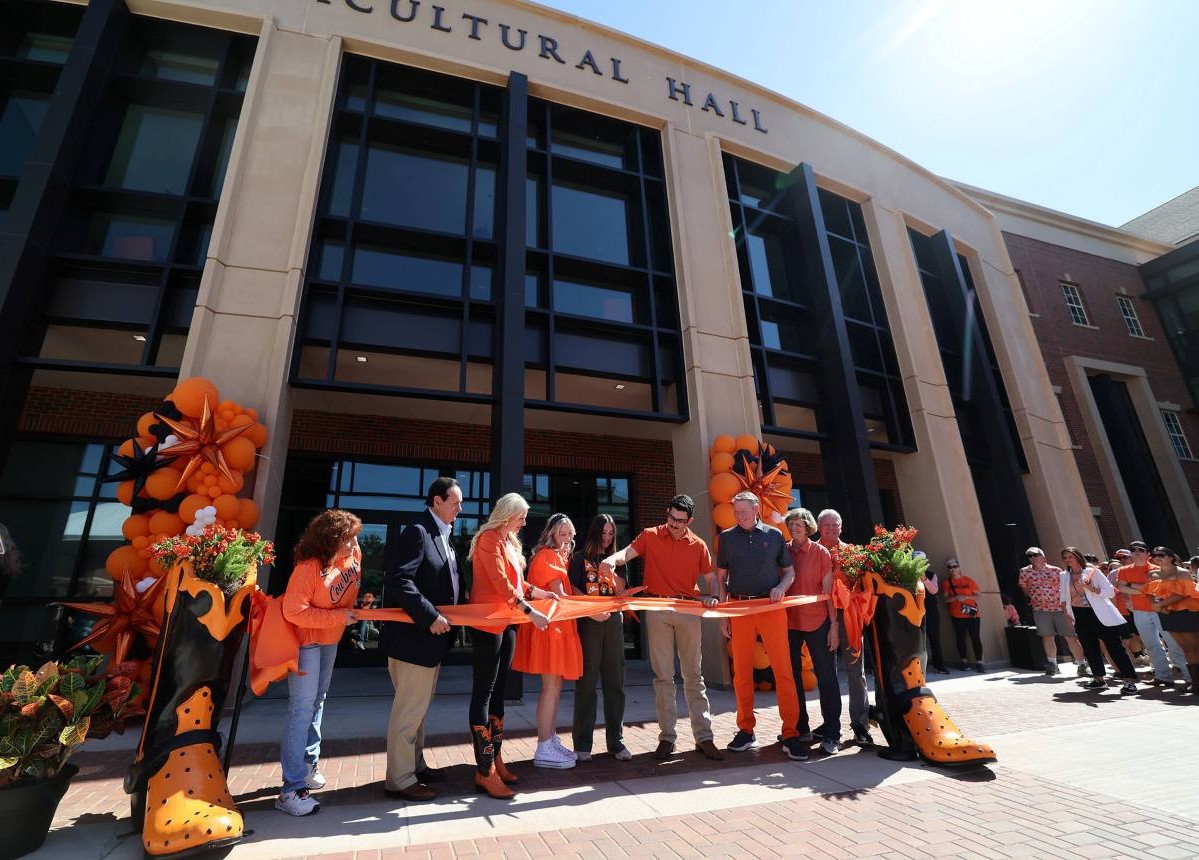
left=471, top=724, right=514, bottom=799
left=126, top=562, right=258, bottom=857
left=489, top=715, right=518, bottom=785
left=867, top=573, right=996, bottom=767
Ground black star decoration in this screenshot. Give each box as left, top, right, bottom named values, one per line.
left=101, top=440, right=176, bottom=500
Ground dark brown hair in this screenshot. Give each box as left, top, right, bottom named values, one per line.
left=583, top=514, right=617, bottom=560
left=294, top=509, right=362, bottom=567
left=1060, top=546, right=1086, bottom=569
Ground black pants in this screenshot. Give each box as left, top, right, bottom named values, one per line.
left=951, top=617, right=983, bottom=661
left=789, top=621, right=842, bottom=742
left=924, top=602, right=947, bottom=670
left=572, top=614, right=627, bottom=753
left=1072, top=605, right=1137, bottom=680
left=470, top=625, right=516, bottom=727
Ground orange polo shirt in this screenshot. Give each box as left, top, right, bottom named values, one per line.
left=470, top=528, right=527, bottom=634
left=630, top=525, right=713, bottom=597
left=282, top=546, right=361, bottom=646
left=786, top=537, right=833, bottom=632
left=1116, top=562, right=1160, bottom=612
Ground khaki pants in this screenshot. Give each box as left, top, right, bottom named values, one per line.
left=385, top=658, right=439, bottom=791
left=645, top=609, right=714, bottom=745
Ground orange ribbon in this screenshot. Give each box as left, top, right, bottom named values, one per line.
left=832, top=579, right=878, bottom=657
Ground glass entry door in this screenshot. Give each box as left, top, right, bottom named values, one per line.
left=336, top=510, right=413, bottom=668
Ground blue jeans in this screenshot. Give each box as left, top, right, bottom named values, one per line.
left=281, top=642, right=338, bottom=792
left=1132, top=609, right=1191, bottom=682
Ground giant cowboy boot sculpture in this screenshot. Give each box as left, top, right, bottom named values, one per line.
left=126, top=561, right=257, bottom=857
left=867, top=573, right=996, bottom=766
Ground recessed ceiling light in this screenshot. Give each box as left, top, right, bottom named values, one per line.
left=132, top=335, right=147, bottom=342
left=614, top=383, right=626, bottom=390
left=356, top=355, right=368, bottom=363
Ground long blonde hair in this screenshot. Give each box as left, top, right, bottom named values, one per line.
left=468, top=492, right=530, bottom=564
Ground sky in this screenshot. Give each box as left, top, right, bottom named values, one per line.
left=544, top=0, right=1198, bottom=228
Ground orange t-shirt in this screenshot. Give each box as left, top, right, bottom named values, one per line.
left=282, top=545, right=361, bottom=646
left=629, top=525, right=713, bottom=597
left=469, top=528, right=527, bottom=633
left=1116, top=562, right=1160, bottom=612
left=943, top=575, right=980, bottom=620
left=786, top=538, right=833, bottom=632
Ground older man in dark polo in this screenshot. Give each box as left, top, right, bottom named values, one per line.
left=716, top=491, right=806, bottom=761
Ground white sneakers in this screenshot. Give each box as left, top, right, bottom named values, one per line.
left=533, top=736, right=577, bottom=769
left=276, top=788, right=320, bottom=816
left=304, top=765, right=326, bottom=791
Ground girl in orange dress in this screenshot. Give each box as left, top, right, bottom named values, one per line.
left=1142, top=546, right=1199, bottom=692
left=513, top=513, right=583, bottom=768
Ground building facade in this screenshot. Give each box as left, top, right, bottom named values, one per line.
left=0, top=0, right=1192, bottom=677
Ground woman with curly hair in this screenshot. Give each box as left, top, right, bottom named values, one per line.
left=277, top=509, right=362, bottom=816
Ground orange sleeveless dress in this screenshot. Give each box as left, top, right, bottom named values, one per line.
left=512, top=547, right=583, bottom=680
left=1142, top=577, right=1199, bottom=611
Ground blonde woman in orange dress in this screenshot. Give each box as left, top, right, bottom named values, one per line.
left=513, top=513, right=583, bottom=769
left=1143, top=546, right=1199, bottom=693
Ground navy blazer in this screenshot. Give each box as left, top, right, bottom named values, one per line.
left=378, top=510, right=460, bottom=668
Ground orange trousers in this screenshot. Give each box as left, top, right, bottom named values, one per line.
left=730, top=609, right=800, bottom=738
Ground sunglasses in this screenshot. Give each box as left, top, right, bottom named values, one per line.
left=946, top=564, right=960, bottom=569
left=1150, top=552, right=1170, bottom=559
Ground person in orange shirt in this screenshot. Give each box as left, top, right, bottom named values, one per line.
left=1115, top=540, right=1190, bottom=687
left=466, top=492, right=555, bottom=798
left=942, top=557, right=983, bottom=672
left=513, top=513, right=584, bottom=768
left=277, top=509, right=362, bottom=816
left=1143, top=546, right=1199, bottom=693
left=600, top=494, right=724, bottom=762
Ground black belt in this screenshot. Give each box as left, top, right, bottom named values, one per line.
left=729, top=593, right=768, bottom=600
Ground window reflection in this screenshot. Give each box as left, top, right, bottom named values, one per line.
left=553, top=278, right=634, bottom=323
left=360, top=144, right=471, bottom=234
left=350, top=246, right=463, bottom=297
left=104, top=105, right=204, bottom=194
left=0, top=93, right=50, bottom=177
left=551, top=182, right=630, bottom=265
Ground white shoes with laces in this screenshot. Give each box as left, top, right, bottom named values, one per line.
left=533, top=737, right=577, bottom=769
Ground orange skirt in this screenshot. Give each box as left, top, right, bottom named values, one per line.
left=512, top=618, right=583, bottom=680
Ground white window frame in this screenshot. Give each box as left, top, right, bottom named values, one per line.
left=1061, top=282, right=1089, bottom=326
left=1161, top=409, right=1193, bottom=459
left=1116, top=295, right=1146, bottom=337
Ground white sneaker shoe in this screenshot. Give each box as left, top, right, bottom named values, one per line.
left=576, top=750, right=592, bottom=762
left=613, top=747, right=632, bottom=761
left=551, top=736, right=578, bottom=760
left=276, top=788, right=320, bottom=816
left=533, top=739, right=576, bottom=769
left=304, top=765, right=326, bottom=791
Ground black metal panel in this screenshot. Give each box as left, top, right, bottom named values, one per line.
left=490, top=72, right=527, bottom=497
left=0, top=0, right=127, bottom=465
left=784, top=163, right=882, bottom=537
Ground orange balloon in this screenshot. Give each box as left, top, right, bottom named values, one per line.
left=206, top=486, right=221, bottom=499
left=713, top=502, right=736, bottom=531
left=228, top=413, right=253, bottom=429
left=116, top=481, right=135, bottom=506
left=246, top=422, right=268, bottom=449
left=710, top=452, right=735, bottom=475
left=213, top=494, right=240, bottom=521
left=222, top=437, right=257, bottom=472
left=734, top=434, right=760, bottom=457
left=801, top=645, right=816, bottom=692
left=236, top=498, right=260, bottom=529
left=136, top=412, right=159, bottom=440
left=122, top=514, right=151, bottom=541
left=708, top=472, right=741, bottom=504
left=752, top=642, right=770, bottom=670
left=106, top=546, right=148, bottom=580
left=711, top=434, right=736, bottom=455
left=145, top=468, right=184, bottom=501
left=118, top=439, right=137, bottom=458
left=170, top=377, right=220, bottom=419
left=217, top=470, right=244, bottom=495
left=149, top=511, right=185, bottom=536
left=244, top=407, right=258, bottom=421
left=178, top=493, right=210, bottom=524
left=132, top=535, right=149, bottom=550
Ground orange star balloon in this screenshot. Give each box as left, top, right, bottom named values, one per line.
left=155, top=397, right=252, bottom=490
left=58, top=572, right=168, bottom=665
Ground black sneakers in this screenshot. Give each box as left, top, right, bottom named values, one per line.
left=782, top=737, right=809, bottom=761
left=727, top=730, right=757, bottom=752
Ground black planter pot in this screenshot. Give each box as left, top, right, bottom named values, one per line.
left=0, top=763, right=78, bottom=859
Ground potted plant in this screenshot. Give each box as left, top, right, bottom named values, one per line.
left=124, top=525, right=272, bottom=858
left=0, top=655, right=142, bottom=858
left=836, top=526, right=995, bottom=767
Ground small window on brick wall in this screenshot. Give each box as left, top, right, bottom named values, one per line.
left=1161, top=410, right=1193, bottom=459
left=1116, top=295, right=1146, bottom=337
left=1061, top=282, right=1089, bottom=326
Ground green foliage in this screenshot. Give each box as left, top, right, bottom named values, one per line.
left=0, top=655, right=141, bottom=787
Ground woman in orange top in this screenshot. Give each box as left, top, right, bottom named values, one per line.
left=467, top=492, right=553, bottom=797
left=277, top=509, right=361, bottom=816
left=1144, top=546, right=1199, bottom=692
left=941, top=557, right=984, bottom=672
left=514, top=513, right=584, bottom=769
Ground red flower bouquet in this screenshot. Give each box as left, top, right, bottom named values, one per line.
left=833, top=525, right=926, bottom=592
left=150, top=524, right=274, bottom=596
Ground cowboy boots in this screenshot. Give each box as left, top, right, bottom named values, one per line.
left=867, top=573, right=996, bottom=767
left=126, top=562, right=257, bottom=856
left=471, top=724, right=514, bottom=799
left=489, top=715, right=518, bottom=785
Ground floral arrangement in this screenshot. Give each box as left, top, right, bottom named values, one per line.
left=0, top=655, right=142, bottom=787
left=150, top=524, right=274, bottom=595
left=834, top=525, right=927, bottom=592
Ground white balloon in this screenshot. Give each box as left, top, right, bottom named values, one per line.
left=135, top=576, right=158, bottom=593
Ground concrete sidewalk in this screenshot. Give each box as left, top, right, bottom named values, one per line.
left=40, top=662, right=1199, bottom=859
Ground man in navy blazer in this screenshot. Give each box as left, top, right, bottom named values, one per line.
left=379, top=476, right=462, bottom=801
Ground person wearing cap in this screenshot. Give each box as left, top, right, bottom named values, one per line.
left=1115, top=541, right=1190, bottom=686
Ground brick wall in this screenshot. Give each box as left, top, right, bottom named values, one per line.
left=1003, top=231, right=1199, bottom=546
left=18, top=387, right=159, bottom=439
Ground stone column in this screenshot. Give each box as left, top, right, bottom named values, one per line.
left=181, top=23, right=342, bottom=587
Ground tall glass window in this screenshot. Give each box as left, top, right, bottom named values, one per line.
left=20, top=17, right=256, bottom=372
